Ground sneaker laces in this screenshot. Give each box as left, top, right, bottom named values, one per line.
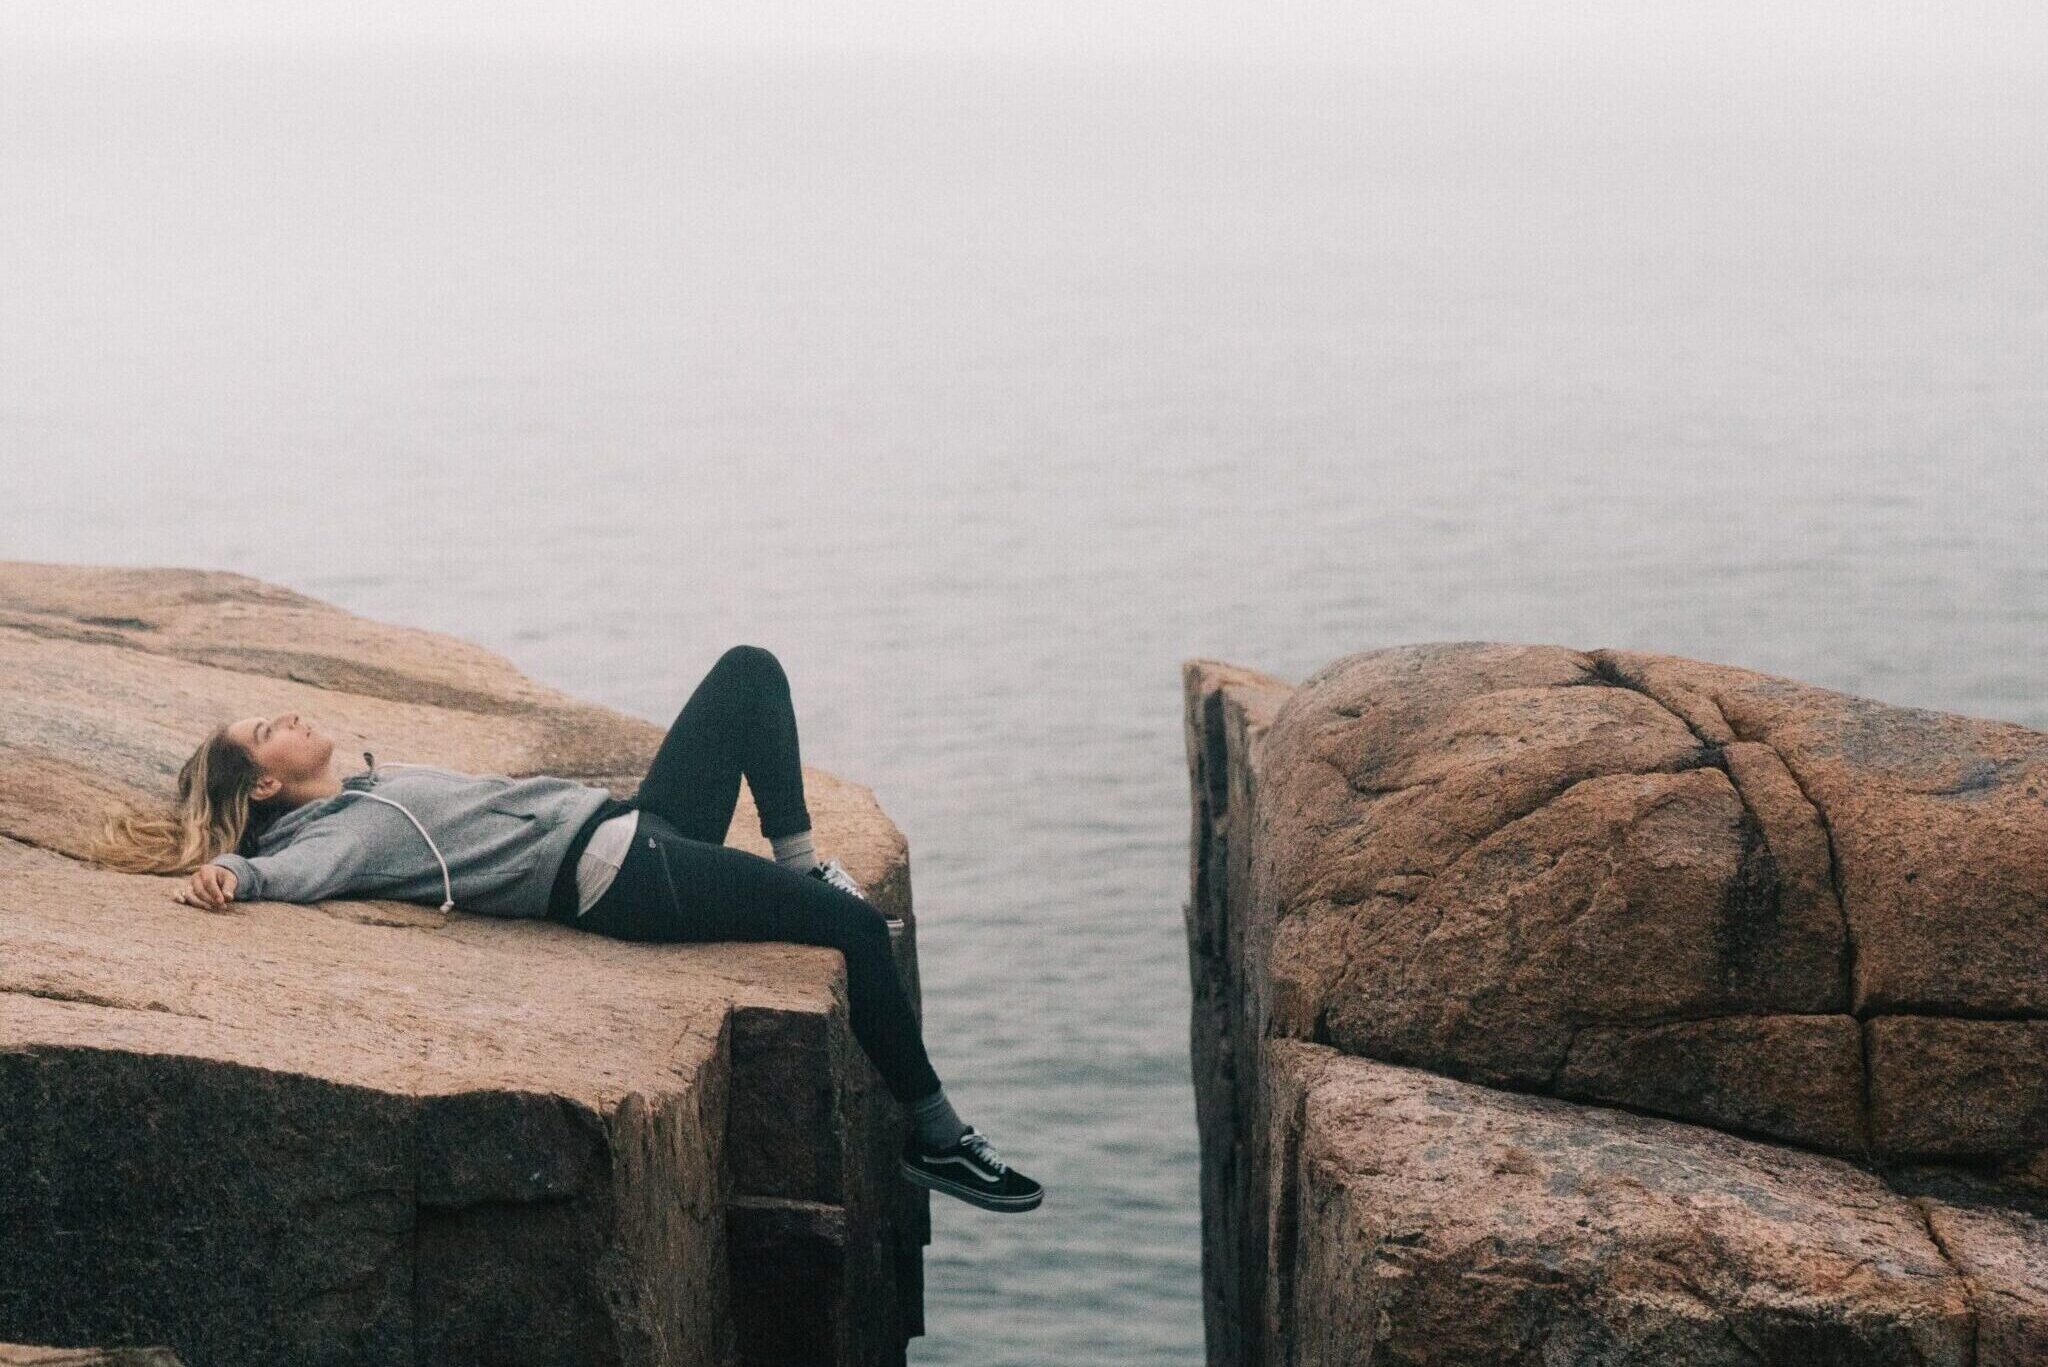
left=814, top=858, right=866, bottom=900
left=958, top=1130, right=1008, bottom=1175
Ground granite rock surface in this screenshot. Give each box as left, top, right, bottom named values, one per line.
left=1, top=561, right=926, bottom=1367
left=1187, top=644, right=2048, bottom=1366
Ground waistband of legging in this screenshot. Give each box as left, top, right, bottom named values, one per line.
left=546, top=795, right=637, bottom=923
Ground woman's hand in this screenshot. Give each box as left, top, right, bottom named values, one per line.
left=174, top=864, right=238, bottom=911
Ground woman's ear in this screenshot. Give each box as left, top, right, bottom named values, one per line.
left=251, top=773, right=281, bottom=802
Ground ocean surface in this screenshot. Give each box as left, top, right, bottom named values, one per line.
left=3, top=30, right=2044, bottom=1365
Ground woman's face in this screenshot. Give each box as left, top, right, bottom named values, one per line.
left=225, top=711, right=335, bottom=798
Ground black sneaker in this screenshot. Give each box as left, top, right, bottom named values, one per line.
left=900, top=1128, right=1044, bottom=1212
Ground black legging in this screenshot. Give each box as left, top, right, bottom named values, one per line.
left=575, top=645, right=942, bottom=1105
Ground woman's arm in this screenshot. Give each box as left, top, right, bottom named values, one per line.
left=207, top=824, right=380, bottom=904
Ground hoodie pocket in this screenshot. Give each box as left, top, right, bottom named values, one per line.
left=486, top=790, right=549, bottom=823
left=486, top=776, right=580, bottom=825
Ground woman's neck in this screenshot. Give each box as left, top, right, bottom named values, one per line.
left=276, top=765, right=344, bottom=809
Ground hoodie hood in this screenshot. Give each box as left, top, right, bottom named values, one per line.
left=250, top=750, right=381, bottom=852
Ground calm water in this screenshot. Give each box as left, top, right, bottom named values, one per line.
left=3, top=30, right=2045, bottom=1365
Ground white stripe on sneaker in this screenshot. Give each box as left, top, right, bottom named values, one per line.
left=925, top=1152, right=1005, bottom=1183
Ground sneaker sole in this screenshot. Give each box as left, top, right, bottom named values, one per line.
left=898, top=1159, right=1044, bottom=1211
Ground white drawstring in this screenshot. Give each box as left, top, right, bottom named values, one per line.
left=334, top=792, right=455, bottom=912
left=344, top=750, right=454, bottom=911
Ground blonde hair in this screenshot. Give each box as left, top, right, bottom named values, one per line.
left=87, top=723, right=282, bottom=875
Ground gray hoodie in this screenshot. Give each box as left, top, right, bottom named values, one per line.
left=208, top=753, right=612, bottom=919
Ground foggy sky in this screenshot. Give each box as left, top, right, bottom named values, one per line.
left=5, top=1, right=2044, bottom=72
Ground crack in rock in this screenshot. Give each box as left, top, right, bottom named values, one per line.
left=1, top=982, right=211, bottom=1020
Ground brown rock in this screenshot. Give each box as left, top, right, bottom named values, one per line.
left=1315, top=765, right=1844, bottom=1087
left=1598, top=648, right=2048, bottom=1017
left=1187, top=644, right=2048, bottom=1365
left=1234, top=644, right=1847, bottom=1117
left=1868, top=1016, right=2048, bottom=1174
left=0, top=561, right=925, bottom=1366
left=1268, top=1041, right=1973, bottom=1366
left=1918, top=1192, right=2048, bottom=1367
left=1557, top=1013, right=1865, bottom=1153
left=1718, top=738, right=1848, bottom=987
left=1182, top=659, right=1298, bottom=1365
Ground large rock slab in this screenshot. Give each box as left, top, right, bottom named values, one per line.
left=1265, top=1042, right=1977, bottom=1366
left=1191, top=644, right=2047, bottom=1171
left=1186, top=645, right=2048, bottom=1366
left=0, top=561, right=926, bottom=1366
left=1916, top=1189, right=2048, bottom=1366
left=1183, top=660, right=1296, bottom=1365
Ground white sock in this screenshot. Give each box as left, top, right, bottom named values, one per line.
left=771, top=830, right=818, bottom=871
left=911, top=1087, right=970, bottom=1150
